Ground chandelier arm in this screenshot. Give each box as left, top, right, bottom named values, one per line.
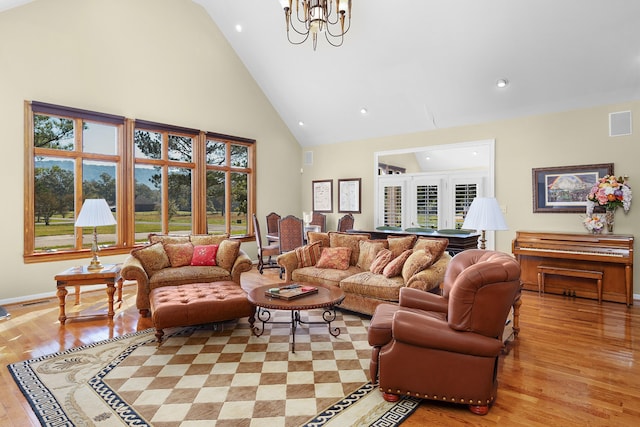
left=287, top=30, right=311, bottom=45
left=324, top=19, right=350, bottom=37
left=323, top=30, right=344, bottom=47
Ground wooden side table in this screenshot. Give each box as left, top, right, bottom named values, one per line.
left=55, top=264, right=123, bottom=325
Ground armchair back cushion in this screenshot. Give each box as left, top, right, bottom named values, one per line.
left=447, top=250, right=521, bottom=338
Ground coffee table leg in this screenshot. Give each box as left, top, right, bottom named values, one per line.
left=323, top=307, right=341, bottom=337
left=291, top=310, right=301, bottom=353
left=252, top=307, right=271, bottom=337
left=57, top=286, right=68, bottom=325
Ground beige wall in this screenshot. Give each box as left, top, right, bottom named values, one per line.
left=303, top=101, right=640, bottom=296
left=2, top=0, right=639, bottom=303
left=0, top=0, right=301, bottom=302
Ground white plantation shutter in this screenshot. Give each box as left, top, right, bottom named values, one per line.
left=415, top=183, right=439, bottom=229
left=454, top=183, right=478, bottom=229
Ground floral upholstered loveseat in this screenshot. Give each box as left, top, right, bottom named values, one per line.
left=277, top=232, right=451, bottom=316
left=121, top=234, right=252, bottom=316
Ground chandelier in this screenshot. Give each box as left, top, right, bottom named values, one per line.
left=278, top=0, right=352, bottom=50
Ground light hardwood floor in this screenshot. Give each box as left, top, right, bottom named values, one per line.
left=1, top=266, right=639, bottom=426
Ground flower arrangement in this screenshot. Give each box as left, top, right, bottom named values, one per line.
left=582, top=214, right=605, bottom=233
left=586, top=175, right=632, bottom=216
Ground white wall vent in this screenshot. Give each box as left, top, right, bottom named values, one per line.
left=609, top=111, right=632, bottom=137
left=304, top=151, right=313, bottom=165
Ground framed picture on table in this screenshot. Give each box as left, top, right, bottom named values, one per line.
left=312, top=180, right=333, bottom=212
left=338, top=178, right=361, bottom=213
left=532, top=163, right=613, bottom=213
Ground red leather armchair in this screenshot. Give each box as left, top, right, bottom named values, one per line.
left=368, top=249, right=521, bottom=415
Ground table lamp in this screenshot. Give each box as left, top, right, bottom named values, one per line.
left=75, top=199, right=116, bottom=270
left=462, top=197, right=508, bottom=250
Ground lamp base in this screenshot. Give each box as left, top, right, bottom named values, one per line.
left=87, top=254, right=104, bottom=271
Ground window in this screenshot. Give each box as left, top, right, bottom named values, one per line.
left=374, top=140, right=494, bottom=233
left=205, top=134, right=253, bottom=236
left=24, top=101, right=255, bottom=261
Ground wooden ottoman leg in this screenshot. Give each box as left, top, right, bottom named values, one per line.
left=155, top=328, right=164, bottom=344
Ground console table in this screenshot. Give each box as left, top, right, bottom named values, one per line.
left=348, top=229, right=479, bottom=255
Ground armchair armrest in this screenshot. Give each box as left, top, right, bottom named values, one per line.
left=399, top=287, right=448, bottom=313
left=277, top=250, right=298, bottom=282
left=230, top=249, right=253, bottom=284
left=392, top=310, right=503, bottom=357
left=121, top=255, right=151, bottom=316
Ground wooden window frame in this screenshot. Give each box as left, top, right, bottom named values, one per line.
left=24, top=101, right=256, bottom=263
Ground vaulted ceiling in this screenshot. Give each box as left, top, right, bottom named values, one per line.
left=4, top=0, right=640, bottom=148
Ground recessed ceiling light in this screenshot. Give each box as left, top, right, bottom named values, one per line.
left=496, top=78, right=509, bottom=88
left=425, top=156, right=431, bottom=160
left=360, top=108, right=368, bottom=115
left=298, top=121, right=304, bottom=126
left=235, top=24, right=242, bottom=32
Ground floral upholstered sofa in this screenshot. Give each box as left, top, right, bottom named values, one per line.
left=277, top=232, right=451, bottom=316
left=121, top=234, right=252, bottom=316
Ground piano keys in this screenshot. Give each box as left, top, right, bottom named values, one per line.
left=512, top=231, right=634, bottom=306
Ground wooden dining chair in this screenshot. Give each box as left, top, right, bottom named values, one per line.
left=311, top=211, right=327, bottom=232
left=337, top=213, right=355, bottom=232
left=266, top=212, right=281, bottom=244
left=277, top=215, right=304, bottom=278
left=252, top=214, right=280, bottom=274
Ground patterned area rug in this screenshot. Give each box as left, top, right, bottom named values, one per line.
left=8, top=309, right=419, bottom=426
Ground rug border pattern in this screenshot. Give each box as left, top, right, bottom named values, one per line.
left=7, top=328, right=156, bottom=426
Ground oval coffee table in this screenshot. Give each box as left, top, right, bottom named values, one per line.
left=247, top=282, right=345, bottom=353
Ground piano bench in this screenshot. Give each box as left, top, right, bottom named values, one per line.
left=537, top=266, right=603, bottom=303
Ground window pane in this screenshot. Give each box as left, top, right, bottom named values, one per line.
left=230, top=144, right=248, bottom=168
left=34, top=114, right=75, bottom=150
left=83, top=122, right=118, bottom=155
left=383, top=185, right=402, bottom=227
left=168, top=167, right=192, bottom=233
left=81, top=160, right=117, bottom=248
left=456, top=183, right=477, bottom=229
left=206, top=170, right=225, bottom=233
left=416, top=184, right=438, bottom=229
left=168, top=134, right=193, bottom=162
left=134, top=129, right=162, bottom=159
left=206, top=140, right=226, bottom=165
left=34, top=157, right=75, bottom=251
left=231, top=172, right=248, bottom=235
left=135, top=165, right=162, bottom=241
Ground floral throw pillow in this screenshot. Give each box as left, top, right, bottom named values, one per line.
left=295, top=241, right=322, bottom=268
left=382, top=249, right=413, bottom=278
left=191, top=244, right=218, bottom=266
left=315, top=246, right=352, bottom=270
left=370, top=248, right=393, bottom=275
left=131, top=242, right=170, bottom=276
left=401, top=249, right=436, bottom=282
left=164, top=242, right=194, bottom=267
left=413, top=237, right=449, bottom=261
left=356, top=240, right=385, bottom=271
left=387, top=235, right=417, bottom=258
left=216, top=239, right=241, bottom=271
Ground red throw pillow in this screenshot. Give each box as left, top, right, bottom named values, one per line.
left=370, top=248, right=393, bottom=274
left=315, top=246, right=352, bottom=270
left=191, top=244, right=218, bottom=266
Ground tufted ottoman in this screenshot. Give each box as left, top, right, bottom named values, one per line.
left=149, top=281, right=255, bottom=343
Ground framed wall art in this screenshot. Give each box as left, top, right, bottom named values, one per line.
left=312, top=179, right=333, bottom=212
left=338, top=178, right=361, bottom=213
left=532, top=163, right=613, bottom=213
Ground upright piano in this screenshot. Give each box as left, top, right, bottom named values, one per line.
left=512, top=231, right=634, bottom=306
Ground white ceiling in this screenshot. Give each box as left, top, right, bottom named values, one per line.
left=194, top=0, right=640, bottom=147
left=4, top=1, right=640, bottom=149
